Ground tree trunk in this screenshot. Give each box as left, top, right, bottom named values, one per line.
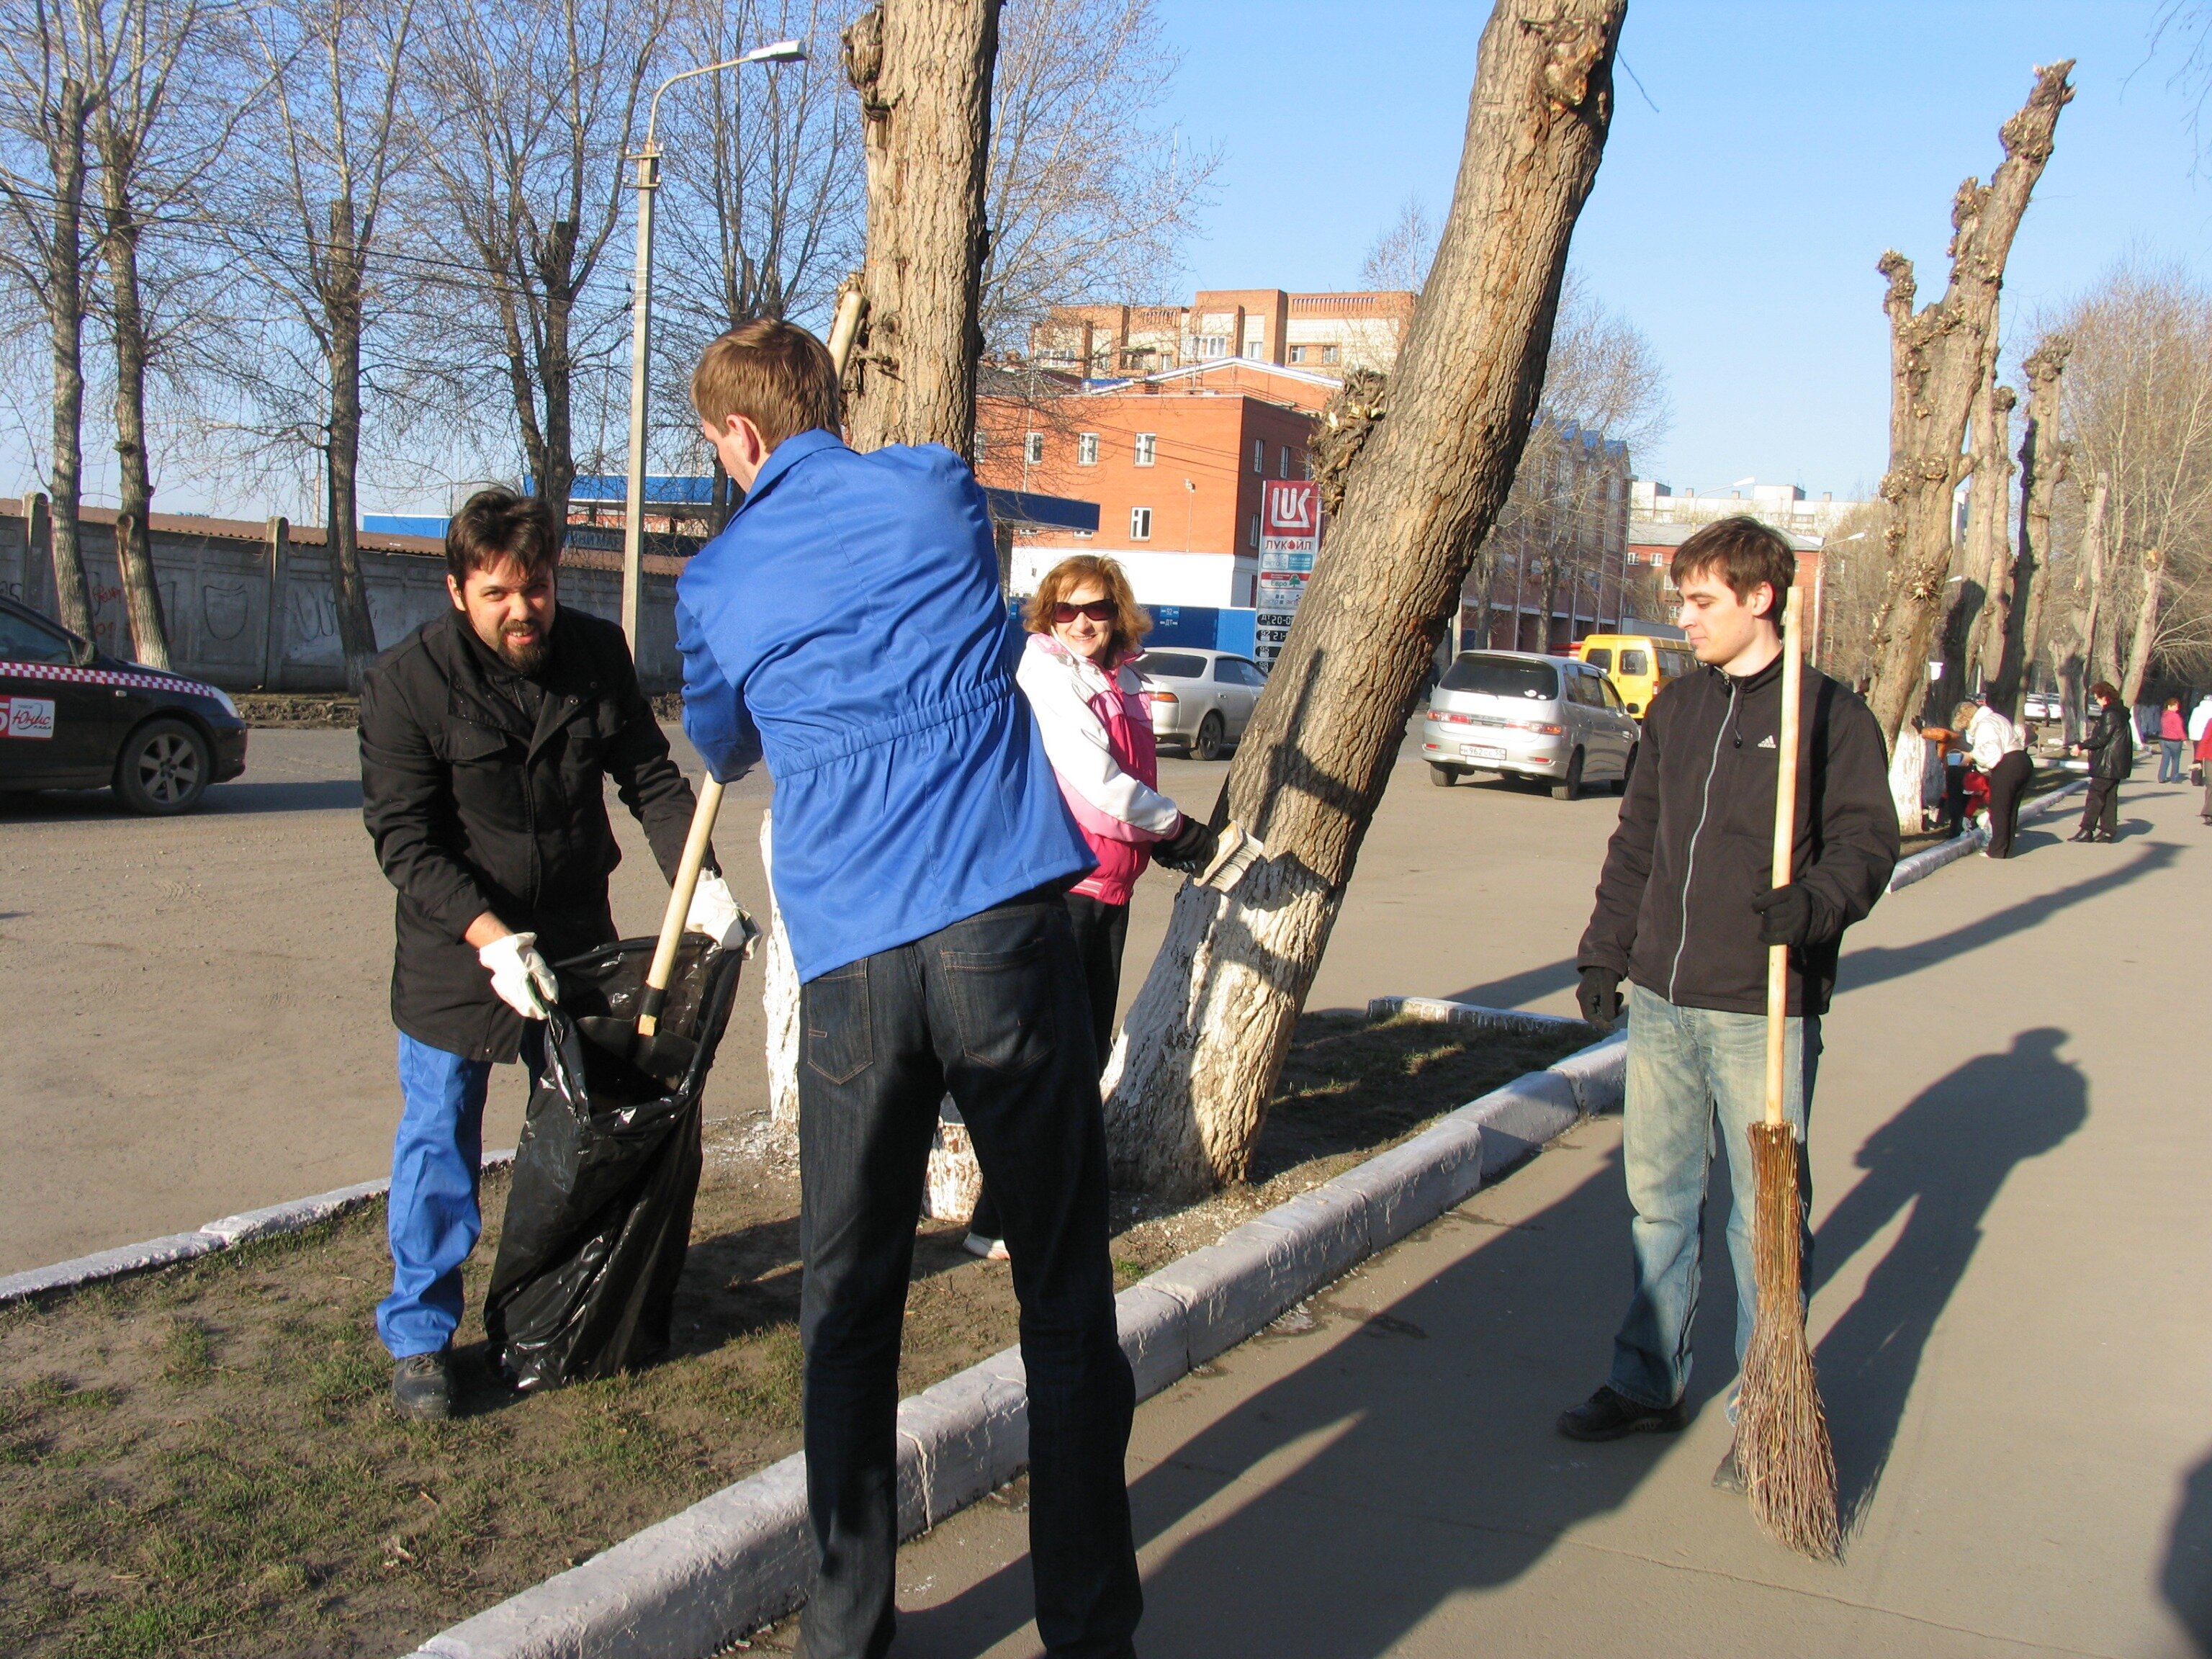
left=325, top=203, right=379, bottom=694
left=2119, top=547, right=2164, bottom=706
left=1990, top=335, right=2070, bottom=714
left=45, top=78, right=94, bottom=643
left=2075, top=473, right=2109, bottom=693
left=1104, top=0, right=1625, bottom=1198
left=1861, top=62, right=2072, bottom=748
left=532, top=218, right=580, bottom=512
left=840, top=0, right=1000, bottom=455
left=1955, top=369, right=2015, bottom=692
left=98, top=162, right=171, bottom=669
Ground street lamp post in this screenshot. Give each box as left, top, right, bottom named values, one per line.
left=619, top=39, right=805, bottom=652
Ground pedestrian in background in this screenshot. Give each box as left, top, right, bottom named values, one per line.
left=958, top=554, right=1218, bottom=1261
left=1560, top=517, right=1898, bottom=1492
left=1967, top=696, right=2033, bottom=859
left=2159, top=696, right=2188, bottom=782
left=1923, top=716, right=1969, bottom=839
left=2192, top=695, right=2212, bottom=823
left=357, top=490, right=739, bottom=1420
left=2073, top=680, right=2134, bottom=843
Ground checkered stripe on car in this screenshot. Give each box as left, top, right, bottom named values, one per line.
left=0, top=660, right=216, bottom=697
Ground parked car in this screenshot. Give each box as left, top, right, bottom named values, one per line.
left=1574, top=631, right=1695, bottom=718
left=0, top=595, right=247, bottom=814
left=1422, top=649, right=1639, bottom=799
left=2021, top=689, right=2063, bottom=724
left=1134, top=647, right=1266, bottom=760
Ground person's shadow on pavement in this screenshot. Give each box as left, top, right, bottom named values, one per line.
left=2162, top=1450, right=2212, bottom=1653
left=1810, top=1027, right=2087, bottom=1531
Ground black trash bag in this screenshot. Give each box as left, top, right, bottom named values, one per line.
left=485, top=932, right=745, bottom=1390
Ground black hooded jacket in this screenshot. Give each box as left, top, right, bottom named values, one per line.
left=1577, top=652, right=1899, bottom=1018
left=359, top=606, right=701, bottom=1061
left=2080, top=701, right=2135, bottom=782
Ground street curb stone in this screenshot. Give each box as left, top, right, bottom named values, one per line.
left=1887, top=776, right=2087, bottom=892
left=1364, top=994, right=1584, bottom=1034
left=0, top=1151, right=516, bottom=1308
left=405, top=1029, right=1625, bottom=1659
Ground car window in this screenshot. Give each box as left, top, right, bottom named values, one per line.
left=1581, top=647, right=1612, bottom=672
left=1437, top=654, right=1558, bottom=701
left=1599, top=677, right=1626, bottom=710
left=1228, top=658, right=1265, bottom=686
left=1136, top=651, right=1205, bottom=680
left=1211, top=659, right=1241, bottom=683
left=0, top=608, right=75, bottom=665
left=1621, top=649, right=1650, bottom=677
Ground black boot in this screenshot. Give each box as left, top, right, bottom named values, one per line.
left=393, top=1349, right=453, bottom=1421
left=1557, top=1385, right=1689, bottom=1442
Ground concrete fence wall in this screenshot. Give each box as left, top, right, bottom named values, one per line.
left=0, top=504, right=686, bottom=693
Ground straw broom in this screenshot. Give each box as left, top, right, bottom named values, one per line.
left=1735, top=584, right=1842, bottom=1560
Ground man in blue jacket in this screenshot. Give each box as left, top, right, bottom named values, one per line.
left=676, top=319, right=1140, bottom=1659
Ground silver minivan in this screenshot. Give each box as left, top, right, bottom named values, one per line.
left=1134, top=647, right=1265, bottom=760
left=1421, top=649, right=1640, bottom=799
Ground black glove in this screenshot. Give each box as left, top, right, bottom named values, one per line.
left=1750, top=883, right=1826, bottom=948
left=1576, top=966, right=1622, bottom=1031
left=1151, top=813, right=1218, bottom=875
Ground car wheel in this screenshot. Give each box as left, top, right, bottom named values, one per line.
left=1552, top=747, right=1585, bottom=801
left=1614, top=745, right=1638, bottom=795
left=1429, top=762, right=1457, bottom=788
left=1193, top=711, right=1226, bottom=762
left=114, top=718, right=211, bottom=814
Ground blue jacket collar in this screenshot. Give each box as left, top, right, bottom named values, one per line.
left=738, top=428, right=845, bottom=515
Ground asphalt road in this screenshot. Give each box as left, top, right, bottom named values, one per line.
left=0, top=720, right=1619, bottom=1274
left=809, top=768, right=2211, bottom=1659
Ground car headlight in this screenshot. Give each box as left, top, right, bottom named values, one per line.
left=206, top=685, right=239, bottom=719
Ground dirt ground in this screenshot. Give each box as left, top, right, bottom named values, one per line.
left=0, top=1012, right=1585, bottom=1659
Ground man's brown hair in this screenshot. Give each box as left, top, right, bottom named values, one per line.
left=446, top=487, right=562, bottom=586
left=1669, top=514, right=1797, bottom=619
left=691, top=318, right=840, bottom=449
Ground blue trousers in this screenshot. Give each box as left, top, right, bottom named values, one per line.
left=377, top=1031, right=536, bottom=1359
left=1609, top=983, right=1821, bottom=1411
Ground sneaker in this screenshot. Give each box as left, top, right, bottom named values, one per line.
left=963, top=1232, right=1010, bottom=1262
left=1712, top=1436, right=1745, bottom=1495
left=1556, top=1385, right=1688, bottom=1442
left=392, top=1350, right=454, bottom=1421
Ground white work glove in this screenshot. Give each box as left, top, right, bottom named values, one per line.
left=685, top=869, right=760, bottom=956
left=478, top=931, right=559, bottom=1020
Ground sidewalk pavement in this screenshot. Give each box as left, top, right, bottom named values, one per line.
left=789, top=771, right=2210, bottom=1659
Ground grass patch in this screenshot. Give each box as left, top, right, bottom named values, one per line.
left=1, top=1010, right=1588, bottom=1657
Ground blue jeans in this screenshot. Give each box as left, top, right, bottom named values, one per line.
left=1609, top=982, right=1821, bottom=1411
left=377, top=1031, right=536, bottom=1359
left=2161, top=738, right=2185, bottom=782
left=796, top=891, right=1140, bottom=1659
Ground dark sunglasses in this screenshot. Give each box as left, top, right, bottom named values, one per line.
left=1052, top=600, right=1116, bottom=624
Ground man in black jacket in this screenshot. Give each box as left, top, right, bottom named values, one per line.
left=1557, top=517, right=1899, bottom=1490
left=359, top=489, right=739, bottom=1419
left=2072, top=680, right=2133, bottom=842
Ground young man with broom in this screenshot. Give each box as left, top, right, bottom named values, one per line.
left=1560, top=517, right=1897, bottom=1505
left=674, top=320, right=1141, bottom=1659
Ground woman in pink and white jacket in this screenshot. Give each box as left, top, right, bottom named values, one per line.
left=963, top=555, right=1214, bottom=1257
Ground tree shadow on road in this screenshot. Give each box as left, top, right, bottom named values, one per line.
left=1810, top=1027, right=2087, bottom=1533
left=2162, top=1449, right=2212, bottom=1654
left=1841, top=845, right=2174, bottom=992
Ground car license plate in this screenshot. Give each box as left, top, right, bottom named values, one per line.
left=1462, top=744, right=1505, bottom=761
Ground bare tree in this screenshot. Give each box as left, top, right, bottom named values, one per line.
left=410, top=0, right=669, bottom=511
left=656, top=0, right=861, bottom=521
left=839, top=0, right=998, bottom=454
left=0, top=0, right=112, bottom=639
left=1105, top=0, right=1625, bottom=1198
left=979, top=0, right=1217, bottom=349
left=1949, top=363, right=2015, bottom=696
left=1861, top=62, right=2072, bottom=749
left=1989, top=333, right=2069, bottom=713
left=215, top=0, right=418, bottom=691
left=1358, top=194, right=1435, bottom=294
left=1809, top=500, right=1891, bottom=688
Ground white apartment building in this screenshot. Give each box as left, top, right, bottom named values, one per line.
left=1630, top=479, right=1874, bottom=541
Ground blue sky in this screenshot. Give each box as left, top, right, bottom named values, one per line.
left=1155, top=0, right=2211, bottom=498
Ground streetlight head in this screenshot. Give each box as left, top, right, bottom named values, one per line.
left=744, top=39, right=806, bottom=63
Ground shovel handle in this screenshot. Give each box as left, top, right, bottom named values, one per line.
left=637, top=775, right=724, bottom=1036
left=1765, top=585, right=1804, bottom=1130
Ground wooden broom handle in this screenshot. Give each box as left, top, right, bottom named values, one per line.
left=637, top=284, right=868, bottom=1036
left=1764, top=585, right=1805, bottom=1129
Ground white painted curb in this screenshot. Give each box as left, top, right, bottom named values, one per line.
left=1364, top=995, right=1584, bottom=1035
left=1887, top=775, right=2087, bottom=892
left=0, top=1151, right=516, bottom=1308
left=405, top=1028, right=1627, bottom=1659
